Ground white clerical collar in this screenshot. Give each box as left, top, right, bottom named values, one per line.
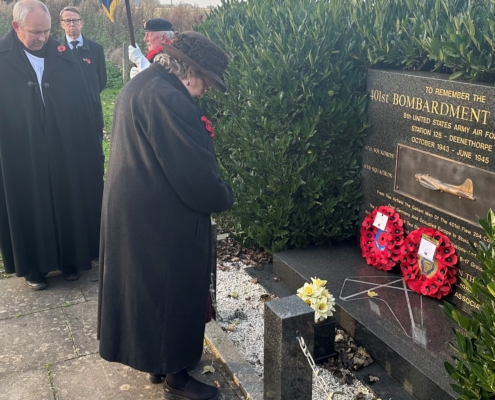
left=66, top=35, right=83, bottom=49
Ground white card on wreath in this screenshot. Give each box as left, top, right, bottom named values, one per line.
left=418, top=235, right=438, bottom=262
left=372, top=212, right=388, bottom=230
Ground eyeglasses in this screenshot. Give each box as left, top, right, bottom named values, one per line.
left=61, top=19, right=82, bottom=24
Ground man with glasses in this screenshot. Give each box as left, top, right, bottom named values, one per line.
left=0, top=0, right=103, bottom=290
left=59, top=6, right=107, bottom=165
left=128, top=18, right=174, bottom=79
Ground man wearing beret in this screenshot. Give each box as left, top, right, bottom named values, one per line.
left=128, top=18, right=173, bottom=79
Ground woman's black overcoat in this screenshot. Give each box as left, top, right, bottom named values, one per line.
left=0, top=30, right=103, bottom=276
left=97, top=63, right=234, bottom=374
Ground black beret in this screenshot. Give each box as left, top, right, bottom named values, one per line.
left=144, top=18, right=173, bottom=32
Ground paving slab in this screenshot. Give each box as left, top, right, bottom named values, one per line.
left=0, top=307, right=77, bottom=375
left=63, top=300, right=99, bottom=356
left=0, top=276, right=85, bottom=320
left=51, top=351, right=243, bottom=400
left=0, top=366, right=53, bottom=400
left=51, top=354, right=163, bottom=400
left=77, top=267, right=99, bottom=301
left=0, top=264, right=245, bottom=400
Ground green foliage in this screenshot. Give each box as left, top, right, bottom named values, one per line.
left=101, top=87, right=120, bottom=133
left=350, top=0, right=495, bottom=83
left=100, top=87, right=120, bottom=173
left=441, top=209, right=495, bottom=400
left=105, top=61, right=123, bottom=90
left=198, top=0, right=369, bottom=253
left=0, top=15, right=10, bottom=36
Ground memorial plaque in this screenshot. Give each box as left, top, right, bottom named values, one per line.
left=363, top=69, right=495, bottom=313
left=395, top=145, right=495, bottom=225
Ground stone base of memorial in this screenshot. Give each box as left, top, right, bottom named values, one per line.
left=313, top=318, right=337, bottom=363
left=274, top=241, right=456, bottom=400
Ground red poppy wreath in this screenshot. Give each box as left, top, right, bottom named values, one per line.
left=360, top=206, right=404, bottom=271
left=399, top=227, right=458, bottom=299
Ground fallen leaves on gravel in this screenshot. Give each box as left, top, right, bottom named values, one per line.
left=217, top=237, right=272, bottom=266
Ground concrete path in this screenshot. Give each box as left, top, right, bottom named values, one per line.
left=0, top=267, right=244, bottom=400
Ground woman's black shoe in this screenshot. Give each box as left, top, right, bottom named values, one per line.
left=163, top=376, right=219, bottom=400
left=147, top=361, right=200, bottom=384
left=148, top=373, right=166, bottom=384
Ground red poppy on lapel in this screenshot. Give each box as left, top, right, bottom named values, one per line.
left=201, top=116, right=214, bottom=138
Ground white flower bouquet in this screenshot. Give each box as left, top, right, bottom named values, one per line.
left=297, top=277, right=336, bottom=323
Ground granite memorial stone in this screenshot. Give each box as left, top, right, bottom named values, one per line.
left=264, top=295, right=314, bottom=400
left=363, top=69, right=495, bottom=312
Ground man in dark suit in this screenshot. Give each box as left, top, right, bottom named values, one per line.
left=59, top=6, right=107, bottom=162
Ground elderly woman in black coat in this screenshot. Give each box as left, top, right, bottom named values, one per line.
left=97, top=32, right=234, bottom=400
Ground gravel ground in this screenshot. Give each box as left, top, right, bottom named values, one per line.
left=215, top=258, right=378, bottom=400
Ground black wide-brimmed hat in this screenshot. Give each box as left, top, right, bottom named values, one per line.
left=162, top=31, right=229, bottom=92
left=144, top=18, right=173, bottom=32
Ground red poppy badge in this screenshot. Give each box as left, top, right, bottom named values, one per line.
left=201, top=116, right=214, bottom=138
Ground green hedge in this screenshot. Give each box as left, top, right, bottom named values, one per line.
left=199, top=0, right=369, bottom=253
left=350, top=0, right=495, bottom=83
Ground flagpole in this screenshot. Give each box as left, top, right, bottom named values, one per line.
left=124, top=0, right=136, bottom=47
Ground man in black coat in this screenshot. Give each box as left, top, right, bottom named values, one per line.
left=0, top=0, right=104, bottom=290
left=59, top=6, right=107, bottom=163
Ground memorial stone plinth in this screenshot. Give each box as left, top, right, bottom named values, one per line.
left=364, top=69, right=495, bottom=313
left=264, top=295, right=314, bottom=400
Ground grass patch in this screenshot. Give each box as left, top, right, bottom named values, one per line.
left=101, top=87, right=121, bottom=173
